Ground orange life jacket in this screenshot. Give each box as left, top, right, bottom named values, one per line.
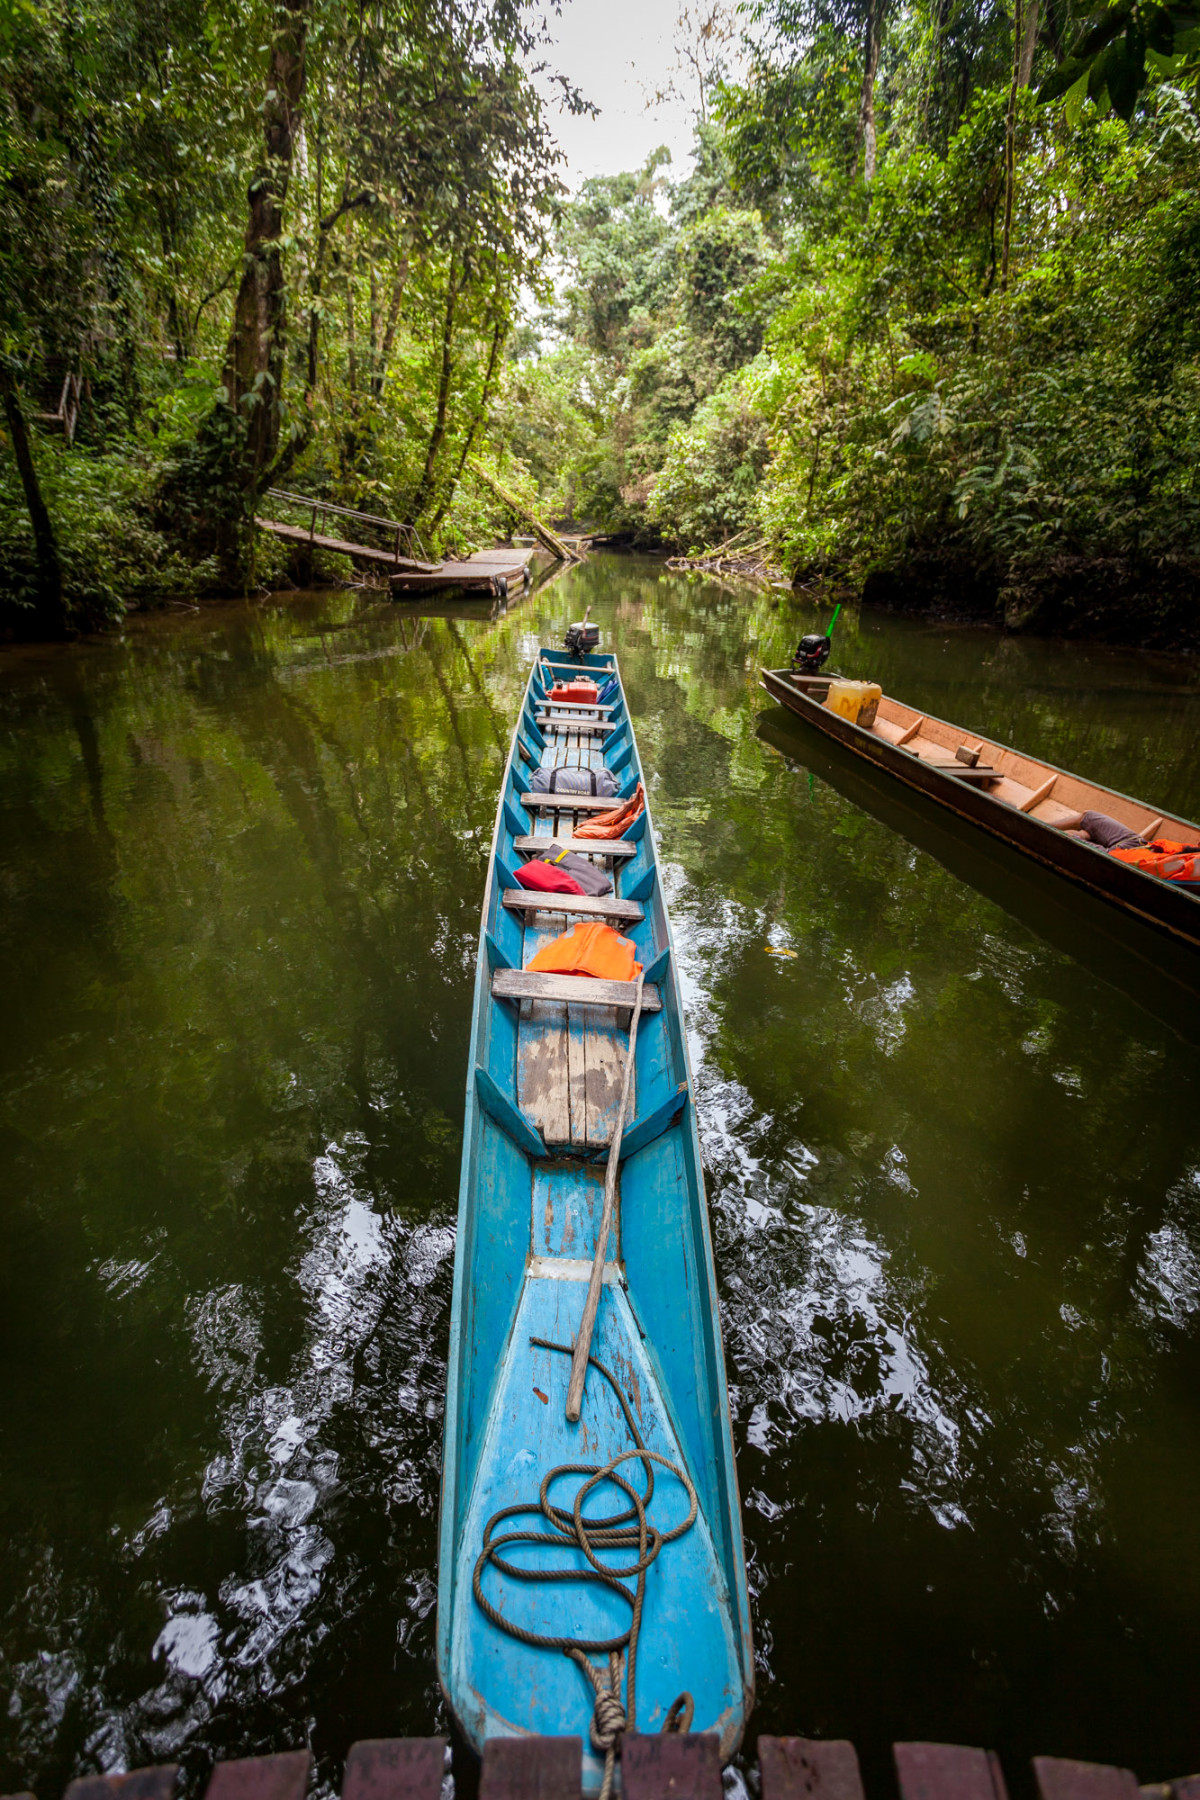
left=1109, top=838, right=1200, bottom=882
left=526, top=920, right=642, bottom=982
left=572, top=783, right=645, bottom=841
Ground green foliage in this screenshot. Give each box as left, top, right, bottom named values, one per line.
left=512, top=0, right=1200, bottom=606
left=0, top=437, right=217, bottom=628
left=1039, top=0, right=1200, bottom=120
left=649, top=364, right=773, bottom=547
left=0, top=0, right=569, bottom=630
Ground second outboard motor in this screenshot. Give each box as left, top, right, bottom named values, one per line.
left=791, top=632, right=831, bottom=675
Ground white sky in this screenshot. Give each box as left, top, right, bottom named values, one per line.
left=535, top=0, right=707, bottom=191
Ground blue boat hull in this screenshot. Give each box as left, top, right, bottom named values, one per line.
left=437, top=650, right=753, bottom=1787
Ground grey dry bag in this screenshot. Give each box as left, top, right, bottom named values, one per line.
left=529, top=765, right=618, bottom=798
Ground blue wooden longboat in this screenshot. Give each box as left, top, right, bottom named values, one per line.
left=437, top=646, right=753, bottom=1787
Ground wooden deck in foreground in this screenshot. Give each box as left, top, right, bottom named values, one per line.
left=13, top=1733, right=1198, bottom=1800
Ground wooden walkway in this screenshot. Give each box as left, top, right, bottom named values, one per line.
left=11, top=1735, right=1197, bottom=1800
left=255, top=518, right=441, bottom=572
left=389, top=546, right=539, bottom=597
left=256, top=518, right=540, bottom=596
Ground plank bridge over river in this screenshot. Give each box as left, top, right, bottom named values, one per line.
left=255, top=489, right=565, bottom=597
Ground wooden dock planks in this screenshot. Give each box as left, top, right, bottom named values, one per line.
left=16, top=1737, right=1196, bottom=1800
left=255, top=519, right=441, bottom=571
left=390, top=546, right=538, bottom=595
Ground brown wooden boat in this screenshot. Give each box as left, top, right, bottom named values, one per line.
left=760, top=665, right=1200, bottom=950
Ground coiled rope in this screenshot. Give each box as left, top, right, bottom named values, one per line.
left=473, top=1337, right=697, bottom=1800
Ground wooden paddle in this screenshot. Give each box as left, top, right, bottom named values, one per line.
left=565, top=969, right=647, bottom=1423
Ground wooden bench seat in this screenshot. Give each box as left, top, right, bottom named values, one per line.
left=539, top=659, right=615, bottom=676
left=870, top=717, right=909, bottom=743
left=502, top=889, right=643, bottom=922
left=521, top=792, right=632, bottom=812
left=923, top=762, right=1002, bottom=784
left=513, top=835, right=635, bottom=857
left=534, top=716, right=618, bottom=734
left=1031, top=798, right=1084, bottom=826
left=537, top=700, right=618, bottom=714
left=492, top=970, right=662, bottom=1011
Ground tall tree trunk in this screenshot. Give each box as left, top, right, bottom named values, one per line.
left=0, top=362, right=67, bottom=637
left=408, top=258, right=459, bottom=525
left=80, top=117, right=140, bottom=429
left=373, top=256, right=411, bottom=400
left=219, top=0, right=311, bottom=508
left=1002, top=0, right=1024, bottom=292
left=856, top=0, right=884, bottom=182
left=919, top=0, right=950, bottom=143
left=1018, top=0, right=1040, bottom=85
left=369, top=260, right=380, bottom=385
left=428, top=313, right=508, bottom=535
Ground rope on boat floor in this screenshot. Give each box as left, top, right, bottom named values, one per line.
left=472, top=1337, right=697, bottom=1800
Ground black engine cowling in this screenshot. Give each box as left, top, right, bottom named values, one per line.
left=792, top=633, right=831, bottom=674
left=564, top=619, right=600, bottom=657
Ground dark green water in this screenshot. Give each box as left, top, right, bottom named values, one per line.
left=3, top=559, right=1200, bottom=1798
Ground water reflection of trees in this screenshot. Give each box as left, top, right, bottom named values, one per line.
left=576, top=558, right=1200, bottom=1785
left=0, top=598, right=526, bottom=1790
left=2, top=562, right=1199, bottom=1795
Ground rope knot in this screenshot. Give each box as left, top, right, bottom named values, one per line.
left=591, top=1687, right=627, bottom=1751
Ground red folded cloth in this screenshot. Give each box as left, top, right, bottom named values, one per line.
left=514, top=859, right=586, bottom=896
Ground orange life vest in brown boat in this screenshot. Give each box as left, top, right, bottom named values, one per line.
left=1109, top=839, right=1200, bottom=883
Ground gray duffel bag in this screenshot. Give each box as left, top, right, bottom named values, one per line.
left=529, top=765, right=618, bottom=798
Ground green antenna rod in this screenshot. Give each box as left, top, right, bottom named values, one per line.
left=827, top=602, right=842, bottom=637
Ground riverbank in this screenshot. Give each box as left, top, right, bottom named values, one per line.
left=855, top=550, right=1200, bottom=650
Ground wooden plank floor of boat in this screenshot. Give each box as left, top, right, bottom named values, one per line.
left=514, top=708, right=629, bottom=1151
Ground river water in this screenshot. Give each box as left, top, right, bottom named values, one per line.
left=2, top=556, right=1200, bottom=1798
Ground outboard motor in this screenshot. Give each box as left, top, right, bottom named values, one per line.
left=564, top=604, right=600, bottom=658
left=791, top=632, right=832, bottom=675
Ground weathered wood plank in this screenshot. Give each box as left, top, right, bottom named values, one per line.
left=895, top=1743, right=1008, bottom=1800
left=534, top=717, right=617, bottom=734
left=65, top=1775, right=180, bottom=1800
left=759, top=1738, right=865, bottom=1800
left=539, top=701, right=618, bottom=714
left=581, top=1000, right=623, bottom=1146
left=476, top=1065, right=549, bottom=1160
left=502, top=890, right=643, bottom=922
left=567, top=1001, right=589, bottom=1146
left=514, top=835, right=635, bottom=857
left=521, top=793, right=632, bottom=813
left=1033, top=1760, right=1141, bottom=1800
left=204, top=1752, right=311, bottom=1800
left=342, top=1740, right=445, bottom=1800
left=517, top=998, right=572, bottom=1145
left=493, top=970, right=662, bottom=1011
left=479, top=1736, right=581, bottom=1800
left=622, top=1734, right=723, bottom=1800
left=539, top=659, right=615, bottom=675
left=256, top=519, right=443, bottom=572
